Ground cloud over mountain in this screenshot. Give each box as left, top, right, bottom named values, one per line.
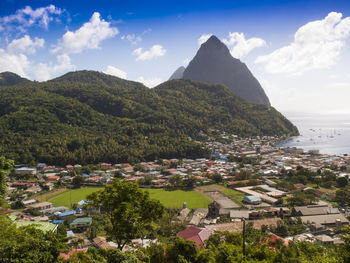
left=104, top=65, right=127, bottom=79
left=222, top=32, right=266, bottom=58
left=256, top=12, right=350, bottom=74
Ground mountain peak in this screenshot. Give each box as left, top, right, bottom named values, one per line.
left=182, top=35, right=271, bottom=105
left=198, top=35, right=231, bottom=57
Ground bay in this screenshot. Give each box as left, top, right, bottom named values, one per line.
left=276, top=112, right=350, bottom=155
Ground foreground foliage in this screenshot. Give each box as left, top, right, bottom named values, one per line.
left=87, top=179, right=165, bottom=250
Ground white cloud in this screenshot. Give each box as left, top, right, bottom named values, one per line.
left=32, top=54, right=74, bottom=81
left=222, top=32, right=266, bottom=58
left=0, top=5, right=62, bottom=31
left=7, top=35, right=44, bottom=54
left=52, top=12, right=118, bottom=54
left=0, top=48, right=30, bottom=77
left=121, top=34, right=142, bottom=45
left=136, top=76, right=162, bottom=87
left=104, top=65, right=127, bottom=79
left=0, top=39, right=73, bottom=81
left=256, top=12, right=350, bottom=74
left=133, top=45, right=166, bottom=61
left=198, top=34, right=212, bottom=45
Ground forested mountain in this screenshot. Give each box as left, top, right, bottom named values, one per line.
left=0, top=71, right=298, bottom=165
left=182, top=35, right=271, bottom=105
left=0, top=72, right=29, bottom=86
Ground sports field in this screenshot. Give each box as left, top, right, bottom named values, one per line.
left=144, top=188, right=212, bottom=209
left=49, top=187, right=103, bottom=208
left=47, top=187, right=211, bottom=209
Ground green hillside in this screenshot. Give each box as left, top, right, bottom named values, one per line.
left=0, top=70, right=298, bottom=165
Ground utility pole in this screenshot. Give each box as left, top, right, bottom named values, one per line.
left=242, top=218, right=246, bottom=262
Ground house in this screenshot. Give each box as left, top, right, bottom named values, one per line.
left=25, top=185, right=41, bottom=194
left=28, top=202, right=53, bottom=211
left=58, top=210, right=76, bottom=221
left=93, top=236, right=118, bottom=249
left=229, top=210, right=250, bottom=220
left=177, top=226, right=213, bottom=248
left=70, top=217, right=92, bottom=231
left=22, top=199, right=37, bottom=207
left=292, top=206, right=339, bottom=217
left=314, top=234, right=334, bottom=245
left=300, top=214, right=349, bottom=229
left=243, top=196, right=262, bottom=205
left=15, top=167, right=37, bottom=175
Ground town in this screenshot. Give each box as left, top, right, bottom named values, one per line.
left=2, top=132, right=350, bottom=260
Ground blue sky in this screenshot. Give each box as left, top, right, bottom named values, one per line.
left=1, top=0, right=350, bottom=113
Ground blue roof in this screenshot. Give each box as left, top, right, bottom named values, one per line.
left=82, top=174, right=89, bottom=177
left=50, top=220, right=64, bottom=224
left=243, top=196, right=261, bottom=202
left=211, top=153, right=220, bottom=157
left=58, top=210, right=76, bottom=217
left=218, top=157, right=228, bottom=162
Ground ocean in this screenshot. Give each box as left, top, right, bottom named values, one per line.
left=276, top=112, right=350, bottom=156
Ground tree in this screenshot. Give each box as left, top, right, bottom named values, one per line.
left=0, top=216, right=66, bottom=263
left=87, top=179, right=164, bottom=250
left=72, top=175, right=85, bottom=188
left=337, top=176, right=348, bottom=188
left=0, top=155, right=14, bottom=205
left=169, top=174, right=183, bottom=188
left=212, top=173, right=223, bottom=183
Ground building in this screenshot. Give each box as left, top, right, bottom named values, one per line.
left=292, top=206, right=339, bottom=217
left=242, top=196, right=262, bottom=205
left=70, top=217, right=92, bottom=231
left=177, top=226, right=213, bottom=248
left=15, top=167, right=37, bottom=175
left=28, top=202, right=53, bottom=211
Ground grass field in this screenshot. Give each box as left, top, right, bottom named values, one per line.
left=49, top=187, right=103, bottom=208
left=48, top=187, right=211, bottom=209
left=197, top=184, right=245, bottom=205
left=219, top=186, right=245, bottom=205
left=144, top=188, right=212, bottom=209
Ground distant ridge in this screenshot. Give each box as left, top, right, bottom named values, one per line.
left=182, top=35, right=270, bottom=105
left=169, top=66, right=185, bottom=80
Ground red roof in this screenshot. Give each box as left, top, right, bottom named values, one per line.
left=59, top=248, right=87, bottom=260
left=177, top=226, right=212, bottom=247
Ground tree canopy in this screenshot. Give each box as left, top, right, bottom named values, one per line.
left=0, top=71, right=298, bottom=165
left=87, top=179, right=165, bottom=250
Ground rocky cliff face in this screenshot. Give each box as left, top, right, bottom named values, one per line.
left=182, top=35, right=270, bottom=105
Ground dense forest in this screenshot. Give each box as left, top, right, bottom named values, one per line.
left=0, top=71, right=298, bottom=165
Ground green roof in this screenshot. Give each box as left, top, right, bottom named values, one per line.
left=14, top=221, right=57, bottom=232
left=70, top=217, right=92, bottom=225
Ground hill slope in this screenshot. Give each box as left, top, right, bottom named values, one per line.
left=182, top=35, right=270, bottom=105
left=0, top=71, right=298, bottom=165
left=0, top=72, right=29, bottom=86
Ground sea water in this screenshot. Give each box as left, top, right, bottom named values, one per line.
left=276, top=112, right=350, bottom=155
